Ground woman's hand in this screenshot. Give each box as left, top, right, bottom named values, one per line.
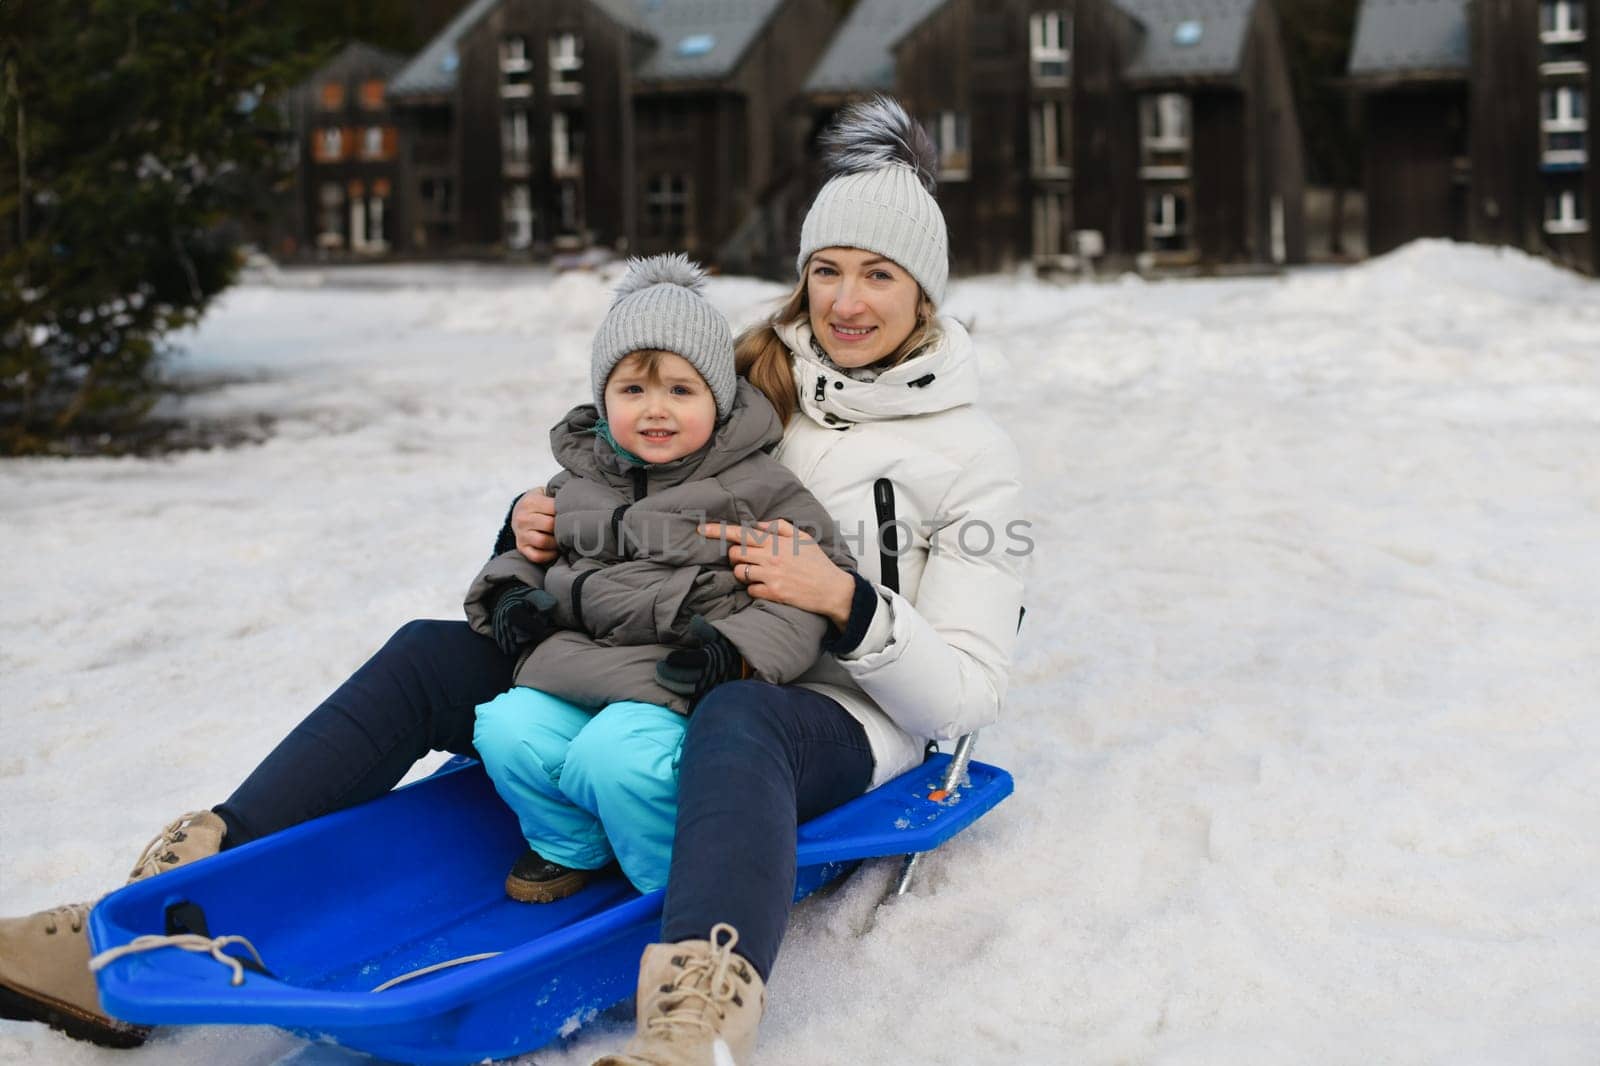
left=512, top=488, right=558, bottom=564
left=702, top=519, right=857, bottom=629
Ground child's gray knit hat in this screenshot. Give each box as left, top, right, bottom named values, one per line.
left=797, top=96, right=949, bottom=305
left=591, top=254, right=736, bottom=421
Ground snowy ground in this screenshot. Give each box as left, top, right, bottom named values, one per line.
left=2, top=241, right=1599, bottom=1065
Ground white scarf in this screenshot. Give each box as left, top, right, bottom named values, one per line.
left=775, top=316, right=981, bottom=427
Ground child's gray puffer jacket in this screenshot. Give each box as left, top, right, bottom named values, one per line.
left=465, top=379, right=856, bottom=714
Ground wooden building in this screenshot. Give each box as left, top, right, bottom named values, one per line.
left=1350, top=0, right=1596, bottom=273
left=381, top=0, right=837, bottom=261
left=799, top=0, right=1305, bottom=276
left=1346, top=0, right=1473, bottom=254
left=280, top=43, right=410, bottom=258
left=1113, top=0, right=1307, bottom=268
left=1471, top=0, right=1596, bottom=272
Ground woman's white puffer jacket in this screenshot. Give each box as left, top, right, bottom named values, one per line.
left=774, top=316, right=1027, bottom=787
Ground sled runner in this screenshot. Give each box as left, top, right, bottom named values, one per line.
left=88, top=750, right=1012, bottom=1064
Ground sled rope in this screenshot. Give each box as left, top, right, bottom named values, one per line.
left=371, top=951, right=502, bottom=992
left=90, top=933, right=267, bottom=987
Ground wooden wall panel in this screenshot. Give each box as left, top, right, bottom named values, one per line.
left=1363, top=88, right=1468, bottom=254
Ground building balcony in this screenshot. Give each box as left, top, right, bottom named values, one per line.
left=1140, top=165, right=1191, bottom=181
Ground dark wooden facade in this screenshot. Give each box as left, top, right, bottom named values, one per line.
left=281, top=44, right=409, bottom=259
left=807, top=0, right=1306, bottom=277
left=453, top=0, right=641, bottom=254
left=1352, top=0, right=1596, bottom=273
left=374, top=0, right=837, bottom=265
left=1471, top=0, right=1597, bottom=272
left=1122, top=0, right=1308, bottom=267
left=1360, top=85, right=1471, bottom=254
left=632, top=0, right=840, bottom=264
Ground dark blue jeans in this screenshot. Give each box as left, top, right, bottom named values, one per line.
left=662, top=681, right=873, bottom=980
left=215, top=622, right=874, bottom=981
left=214, top=620, right=515, bottom=844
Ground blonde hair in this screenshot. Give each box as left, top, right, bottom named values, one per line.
left=734, top=258, right=938, bottom=426
left=610, top=349, right=678, bottom=386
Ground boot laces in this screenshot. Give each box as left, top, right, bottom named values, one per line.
left=646, top=923, right=747, bottom=1039
left=129, top=811, right=208, bottom=878
left=41, top=901, right=93, bottom=936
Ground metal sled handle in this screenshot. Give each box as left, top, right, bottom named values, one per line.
left=888, top=730, right=980, bottom=899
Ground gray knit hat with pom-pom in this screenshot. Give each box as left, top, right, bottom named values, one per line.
left=798, top=96, right=948, bottom=305
left=591, top=253, right=736, bottom=421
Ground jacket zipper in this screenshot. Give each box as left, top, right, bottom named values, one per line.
left=873, top=478, right=900, bottom=594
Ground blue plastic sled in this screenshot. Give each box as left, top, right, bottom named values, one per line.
left=89, top=754, right=1012, bottom=1064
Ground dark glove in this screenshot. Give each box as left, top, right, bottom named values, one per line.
left=655, top=616, right=747, bottom=706
left=490, top=584, right=560, bottom=656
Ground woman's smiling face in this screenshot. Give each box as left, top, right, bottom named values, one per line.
left=805, top=247, right=921, bottom=369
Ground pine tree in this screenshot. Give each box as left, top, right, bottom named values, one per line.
left=0, top=1, right=307, bottom=454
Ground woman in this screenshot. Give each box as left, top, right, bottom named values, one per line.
left=0, top=97, right=1024, bottom=1066
left=577, top=97, right=1026, bottom=1065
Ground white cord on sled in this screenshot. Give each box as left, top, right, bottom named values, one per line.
left=370, top=952, right=502, bottom=992
left=89, top=933, right=267, bottom=987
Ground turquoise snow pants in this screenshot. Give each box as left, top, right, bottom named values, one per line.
left=472, top=688, right=686, bottom=893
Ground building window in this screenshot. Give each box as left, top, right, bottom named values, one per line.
left=1545, top=187, right=1589, bottom=233
left=504, top=183, right=534, bottom=250
left=420, top=177, right=454, bottom=218
left=557, top=180, right=582, bottom=235
left=502, top=109, right=531, bottom=171
left=348, top=180, right=388, bottom=253
left=550, top=33, right=583, bottom=95
left=1140, top=93, right=1191, bottom=177
left=927, top=111, right=970, bottom=181
left=1541, top=86, right=1588, bottom=167
left=1146, top=188, right=1190, bottom=252
left=318, top=182, right=344, bottom=249
left=360, top=126, right=385, bottom=161
left=1032, top=192, right=1071, bottom=257
left=314, top=127, right=345, bottom=163
left=1030, top=12, right=1071, bottom=85
left=1030, top=100, right=1071, bottom=176
left=319, top=82, right=345, bottom=110
left=359, top=79, right=386, bottom=110
left=645, top=173, right=689, bottom=238
left=1540, top=0, right=1586, bottom=40
left=501, top=35, right=532, bottom=98
left=551, top=111, right=583, bottom=178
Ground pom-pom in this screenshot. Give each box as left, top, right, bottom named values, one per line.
left=817, top=95, right=938, bottom=194
left=612, top=253, right=708, bottom=300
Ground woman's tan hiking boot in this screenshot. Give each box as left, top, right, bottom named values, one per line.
left=0, top=902, right=149, bottom=1047
left=127, top=810, right=226, bottom=882
left=593, top=923, right=766, bottom=1066
left=0, top=809, right=225, bottom=1046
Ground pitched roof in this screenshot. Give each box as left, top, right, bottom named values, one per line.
left=632, top=0, right=788, bottom=83
left=319, top=41, right=410, bottom=77
left=1347, top=0, right=1470, bottom=78
left=1115, top=0, right=1256, bottom=81
left=803, top=0, right=949, bottom=94
left=387, top=0, right=498, bottom=99
left=388, top=0, right=655, bottom=100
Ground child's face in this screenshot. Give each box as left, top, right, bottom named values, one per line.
left=603, top=351, right=718, bottom=463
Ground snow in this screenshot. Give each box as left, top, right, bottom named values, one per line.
left=3, top=240, right=1599, bottom=1065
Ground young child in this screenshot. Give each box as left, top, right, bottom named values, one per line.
left=465, top=254, right=856, bottom=903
